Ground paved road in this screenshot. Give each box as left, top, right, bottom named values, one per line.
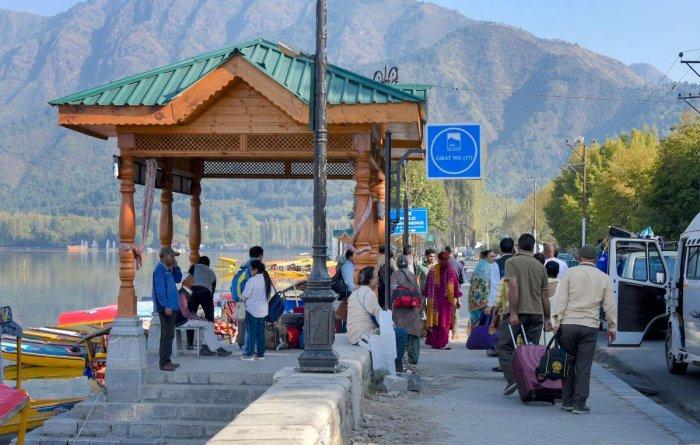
left=596, top=335, right=700, bottom=427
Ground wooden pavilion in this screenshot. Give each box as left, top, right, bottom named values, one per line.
left=50, top=38, right=429, bottom=320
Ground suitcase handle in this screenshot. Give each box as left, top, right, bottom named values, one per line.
left=507, top=323, right=530, bottom=347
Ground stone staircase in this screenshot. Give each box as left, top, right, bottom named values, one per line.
left=22, top=368, right=274, bottom=445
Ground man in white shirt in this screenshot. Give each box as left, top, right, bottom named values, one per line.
left=544, top=243, right=568, bottom=279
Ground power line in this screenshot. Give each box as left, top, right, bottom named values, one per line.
left=430, top=84, right=672, bottom=103
left=620, top=55, right=679, bottom=129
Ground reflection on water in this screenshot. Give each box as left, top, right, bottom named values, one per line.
left=2, top=249, right=302, bottom=328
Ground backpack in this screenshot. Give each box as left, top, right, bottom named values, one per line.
left=265, top=287, right=284, bottom=324
left=330, top=268, right=350, bottom=300
left=230, top=263, right=252, bottom=302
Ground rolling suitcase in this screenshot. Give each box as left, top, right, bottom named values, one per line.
left=509, top=324, right=562, bottom=404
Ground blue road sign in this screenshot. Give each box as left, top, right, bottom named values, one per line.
left=425, top=123, right=481, bottom=180
left=390, top=208, right=429, bottom=235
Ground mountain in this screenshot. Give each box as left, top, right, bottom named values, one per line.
left=628, top=63, right=669, bottom=86
left=0, top=0, right=692, bottom=247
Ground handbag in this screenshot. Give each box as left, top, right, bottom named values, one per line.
left=466, top=314, right=499, bottom=350
left=233, top=299, right=246, bottom=321
left=392, top=271, right=421, bottom=308
left=536, top=330, right=572, bottom=382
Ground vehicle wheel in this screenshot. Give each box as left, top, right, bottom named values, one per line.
left=666, top=328, right=688, bottom=375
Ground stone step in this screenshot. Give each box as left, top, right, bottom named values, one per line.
left=141, top=384, right=268, bottom=404
left=145, top=369, right=274, bottom=386
left=69, top=400, right=249, bottom=421
left=24, top=433, right=207, bottom=445
left=41, top=416, right=229, bottom=441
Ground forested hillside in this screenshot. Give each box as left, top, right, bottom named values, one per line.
left=0, top=0, right=693, bottom=248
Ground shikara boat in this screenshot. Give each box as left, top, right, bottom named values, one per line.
left=56, top=306, right=117, bottom=328
left=1, top=340, right=85, bottom=369
left=0, top=396, right=83, bottom=436
left=2, top=365, right=84, bottom=381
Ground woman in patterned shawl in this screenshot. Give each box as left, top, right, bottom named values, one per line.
left=423, top=251, right=462, bottom=349
left=467, top=250, right=496, bottom=333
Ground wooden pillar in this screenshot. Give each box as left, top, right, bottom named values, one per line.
left=189, top=160, right=203, bottom=265
left=371, top=168, right=386, bottom=252
left=117, top=155, right=137, bottom=318
left=159, top=159, right=174, bottom=248
left=352, top=134, right=378, bottom=275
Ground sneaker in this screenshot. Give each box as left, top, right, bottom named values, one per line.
left=562, top=405, right=573, bottom=412
left=241, top=355, right=254, bottom=361
left=217, top=348, right=233, bottom=357
left=572, top=406, right=591, bottom=415
left=160, top=363, right=177, bottom=372
left=503, top=381, right=518, bottom=396
left=254, top=355, right=265, bottom=360
left=200, top=346, right=217, bottom=356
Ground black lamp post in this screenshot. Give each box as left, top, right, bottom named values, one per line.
left=297, top=0, right=340, bottom=373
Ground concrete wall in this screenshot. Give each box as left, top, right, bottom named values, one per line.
left=208, top=335, right=371, bottom=445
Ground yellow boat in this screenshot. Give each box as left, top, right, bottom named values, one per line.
left=2, top=365, right=84, bottom=380
left=1, top=340, right=85, bottom=369
left=215, top=256, right=238, bottom=270
left=0, top=397, right=84, bottom=436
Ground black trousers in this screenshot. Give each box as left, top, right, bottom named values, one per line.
left=159, top=312, right=176, bottom=368
left=497, top=313, right=543, bottom=384
left=187, top=286, right=214, bottom=346
left=559, top=324, right=598, bottom=409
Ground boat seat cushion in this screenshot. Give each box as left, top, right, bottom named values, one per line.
left=0, top=385, right=29, bottom=423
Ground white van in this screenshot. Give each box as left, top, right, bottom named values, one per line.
left=607, top=232, right=672, bottom=346
left=666, top=212, right=700, bottom=374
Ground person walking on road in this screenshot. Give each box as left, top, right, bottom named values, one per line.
left=418, top=249, right=437, bottom=292
left=444, top=246, right=465, bottom=339
left=391, top=255, right=423, bottom=365
left=152, top=247, right=182, bottom=371
left=553, top=245, right=617, bottom=414
left=486, top=238, right=515, bottom=359
left=403, top=244, right=416, bottom=274
left=467, top=250, right=495, bottom=333
left=544, top=243, right=568, bottom=279
left=497, top=233, right=551, bottom=395
left=424, top=251, right=462, bottom=350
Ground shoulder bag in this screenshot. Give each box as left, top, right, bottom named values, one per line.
left=392, top=270, right=422, bottom=308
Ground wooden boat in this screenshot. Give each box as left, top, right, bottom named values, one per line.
left=215, top=256, right=238, bottom=270
left=1, top=340, right=85, bottom=369
left=2, top=365, right=84, bottom=381
left=56, top=306, right=117, bottom=328
left=21, top=327, right=85, bottom=344
left=0, top=397, right=83, bottom=436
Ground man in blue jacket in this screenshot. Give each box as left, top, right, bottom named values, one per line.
left=153, top=247, right=182, bottom=371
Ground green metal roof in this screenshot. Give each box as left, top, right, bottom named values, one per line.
left=49, top=38, right=428, bottom=107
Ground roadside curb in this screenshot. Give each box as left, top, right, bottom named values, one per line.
left=593, top=363, right=700, bottom=444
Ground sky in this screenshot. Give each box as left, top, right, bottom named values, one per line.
left=1, top=0, right=697, bottom=81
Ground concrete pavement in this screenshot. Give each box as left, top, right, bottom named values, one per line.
left=392, top=339, right=700, bottom=444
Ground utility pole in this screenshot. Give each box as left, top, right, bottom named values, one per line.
left=678, top=53, right=700, bottom=112
left=524, top=177, right=541, bottom=245
left=566, top=137, right=588, bottom=247
left=297, top=0, right=340, bottom=373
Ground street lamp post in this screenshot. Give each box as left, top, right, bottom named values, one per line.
left=297, top=0, right=340, bottom=373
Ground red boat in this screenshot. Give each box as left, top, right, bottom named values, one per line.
left=57, top=305, right=117, bottom=328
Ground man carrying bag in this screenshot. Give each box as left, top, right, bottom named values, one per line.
left=552, top=245, right=617, bottom=414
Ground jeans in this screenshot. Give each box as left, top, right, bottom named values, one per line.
left=159, top=312, right=176, bottom=368
left=187, top=286, right=214, bottom=346
left=559, top=324, right=598, bottom=409
left=497, top=313, right=543, bottom=384
left=394, top=327, right=408, bottom=362
left=244, top=312, right=265, bottom=357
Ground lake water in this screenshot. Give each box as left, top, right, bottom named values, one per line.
left=1, top=249, right=302, bottom=328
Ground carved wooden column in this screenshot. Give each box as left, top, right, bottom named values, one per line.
left=189, top=160, right=203, bottom=265
left=159, top=159, right=174, bottom=248
left=370, top=167, right=386, bottom=252
left=352, top=134, right=378, bottom=275
left=117, top=155, right=137, bottom=318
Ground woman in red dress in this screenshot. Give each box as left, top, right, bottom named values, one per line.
left=423, top=251, right=462, bottom=349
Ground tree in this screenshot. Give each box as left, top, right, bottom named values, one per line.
left=643, top=117, right=700, bottom=239
left=403, top=160, right=448, bottom=236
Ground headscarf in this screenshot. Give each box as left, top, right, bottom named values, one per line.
left=424, top=252, right=459, bottom=328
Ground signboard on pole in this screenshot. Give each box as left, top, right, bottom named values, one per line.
left=390, top=208, right=428, bottom=235
left=425, top=123, right=481, bottom=180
